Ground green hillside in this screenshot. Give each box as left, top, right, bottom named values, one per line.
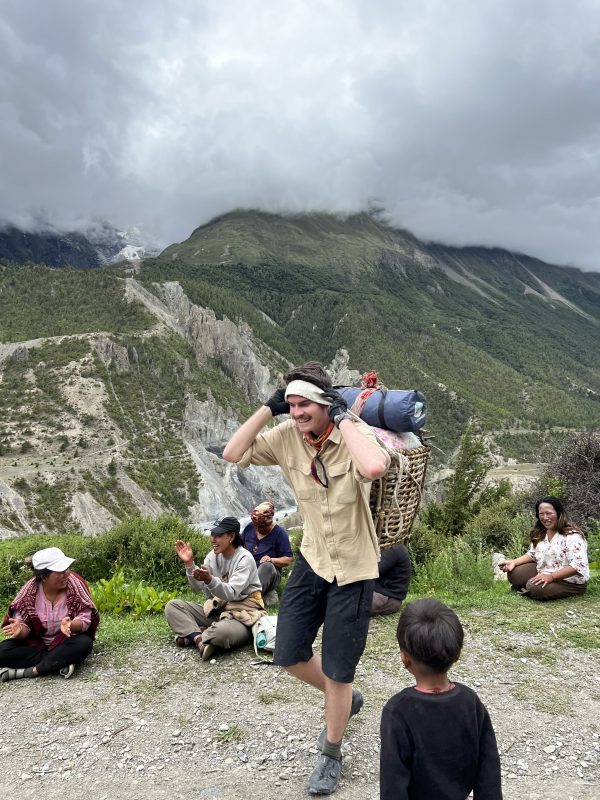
left=150, top=210, right=600, bottom=455
left=1, top=210, right=599, bottom=533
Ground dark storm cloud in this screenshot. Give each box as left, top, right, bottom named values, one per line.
left=1, top=0, right=599, bottom=268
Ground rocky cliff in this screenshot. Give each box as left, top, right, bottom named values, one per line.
left=0, top=279, right=303, bottom=538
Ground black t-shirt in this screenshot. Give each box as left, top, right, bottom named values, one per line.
left=380, top=682, right=502, bottom=800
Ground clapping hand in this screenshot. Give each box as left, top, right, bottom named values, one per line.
left=175, top=539, right=194, bottom=567
left=192, top=565, right=212, bottom=584
left=3, top=617, right=24, bottom=639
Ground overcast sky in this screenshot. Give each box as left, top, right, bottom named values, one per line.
left=1, top=1, right=600, bottom=269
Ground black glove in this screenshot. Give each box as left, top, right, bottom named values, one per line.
left=320, top=388, right=349, bottom=425
left=264, top=387, right=290, bottom=417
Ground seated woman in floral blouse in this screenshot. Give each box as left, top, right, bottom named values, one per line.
left=501, top=497, right=589, bottom=600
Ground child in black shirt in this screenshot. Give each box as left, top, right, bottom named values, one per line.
left=380, top=599, right=502, bottom=800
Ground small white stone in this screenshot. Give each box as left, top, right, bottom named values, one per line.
left=543, top=745, right=556, bottom=754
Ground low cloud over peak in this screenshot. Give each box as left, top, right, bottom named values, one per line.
left=1, top=0, right=599, bottom=269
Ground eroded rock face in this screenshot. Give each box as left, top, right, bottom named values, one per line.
left=183, top=390, right=239, bottom=450
left=154, top=281, right=275, bottom=402
left=328, top=348, right=361, bottom=386
left=0, top=478, right=35, bottom=538
left=71, top=491, right=119, bottom=537
left=93, top=335, right=130, bottom=373
left=117, top=471, right=164, bottom=519
left=0, top=280, right=348, bottom=536
left=183, top=392, right=296, bottom=521
left=126, top=278, right=286, bottom=403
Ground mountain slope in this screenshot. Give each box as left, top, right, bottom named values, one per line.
left=153, top=210, right=600, bottom=448
left=0, top=210, right=598, bottom=535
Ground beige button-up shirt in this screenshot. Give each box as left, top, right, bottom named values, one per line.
left=237, top=418, right=390, bottom=585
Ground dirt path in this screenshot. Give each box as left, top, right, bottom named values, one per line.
left=0, top=616, right=598, bottom=800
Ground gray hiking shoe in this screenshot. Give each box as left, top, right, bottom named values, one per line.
left=308, top=754, right=342, bottom=795
left=59, top=664, right=75, bottom=679
left=317, top=689, right=363, bottom=749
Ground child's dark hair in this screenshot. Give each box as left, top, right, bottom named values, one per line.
left=284, top=361, right=332, bottom=390
left=396, top=598, right=464, bottom=673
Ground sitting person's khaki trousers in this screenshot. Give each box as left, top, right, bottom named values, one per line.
left=165, top=599, right=251, bottom=649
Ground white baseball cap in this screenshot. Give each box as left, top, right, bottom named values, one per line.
left=32, top=547, right=75, bottom=572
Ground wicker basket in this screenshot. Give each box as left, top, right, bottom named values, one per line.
left=370, top=444, right=430, bottom=549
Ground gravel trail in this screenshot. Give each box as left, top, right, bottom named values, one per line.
left=1, top=620, right=598, bottom=800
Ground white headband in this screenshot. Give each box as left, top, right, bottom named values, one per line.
left=285, top=380, right=332, bottom=406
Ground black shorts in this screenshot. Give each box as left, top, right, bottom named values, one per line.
left=273, top=552, right=373, bottom=683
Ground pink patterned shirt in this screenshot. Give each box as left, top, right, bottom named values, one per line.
left=527, top=531, right=589, bottom=584
left=16, top=584, right=92, bottom=645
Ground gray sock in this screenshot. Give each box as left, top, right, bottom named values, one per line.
left=1, top=667, right=35, bottom=681
left=321, top=738, right=342, bottom=761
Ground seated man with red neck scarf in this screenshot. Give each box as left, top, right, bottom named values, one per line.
left=223, top=361, right=390, bottom=796
left=241, top=501, right=293, bottom=606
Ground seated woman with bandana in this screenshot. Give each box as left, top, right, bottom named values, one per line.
left=241, top=501, right=294, bottom=606
left=0, top=547, right=99, bottom=682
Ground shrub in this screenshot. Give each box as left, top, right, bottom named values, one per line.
left=536, top=431, right=600, bottom=526
left=407, top=520, right=447, bottom=568
left=410, top=536, right=495, bottom=596
left=587, top=520, right=600, bottom=575
left=0, top=515, right=212, bottom=605
left=463, top=499, right=530, bottom=556
left=86, top=515, right=212, bottom=590
left=419, top=421, right=491, bottom=537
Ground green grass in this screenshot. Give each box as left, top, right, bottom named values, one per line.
left=79, top=574, right=600, bottom=663
left=215, top=724, right=246, bottom=743
left=259, top=689, right=292, bottom=705
left=83, top=612, right=170, bottom=651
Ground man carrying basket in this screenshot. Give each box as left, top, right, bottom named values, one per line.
left=223, top=362, right=390, bottom=796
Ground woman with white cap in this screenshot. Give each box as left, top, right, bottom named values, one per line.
left=0, top=546, right=99, bottom=682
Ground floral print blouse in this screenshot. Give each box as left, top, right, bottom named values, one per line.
left=527, top=531, right=589, bottom=584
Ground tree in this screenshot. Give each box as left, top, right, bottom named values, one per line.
left=421, top=420, right=491, bottom=536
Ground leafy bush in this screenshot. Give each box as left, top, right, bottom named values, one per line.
left=0, top=515, right=211, bottom=605
left=463, top=500, right=530, bottom=557
left=407, top=520, right=447, bottom=569
left=419, top=421, right=491, bottom=536
left=91, top=516, right=211, bottom=590
left=90, top=570, right=177, bottom=616
left=587, top=520, right=600, bottom=575
left=410, top=536, right=495, bottom=596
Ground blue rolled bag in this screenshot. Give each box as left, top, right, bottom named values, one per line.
left=337, top=385, right=427, bottom=433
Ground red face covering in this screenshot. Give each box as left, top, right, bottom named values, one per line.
left=251, top=507, right=275, bottom=534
